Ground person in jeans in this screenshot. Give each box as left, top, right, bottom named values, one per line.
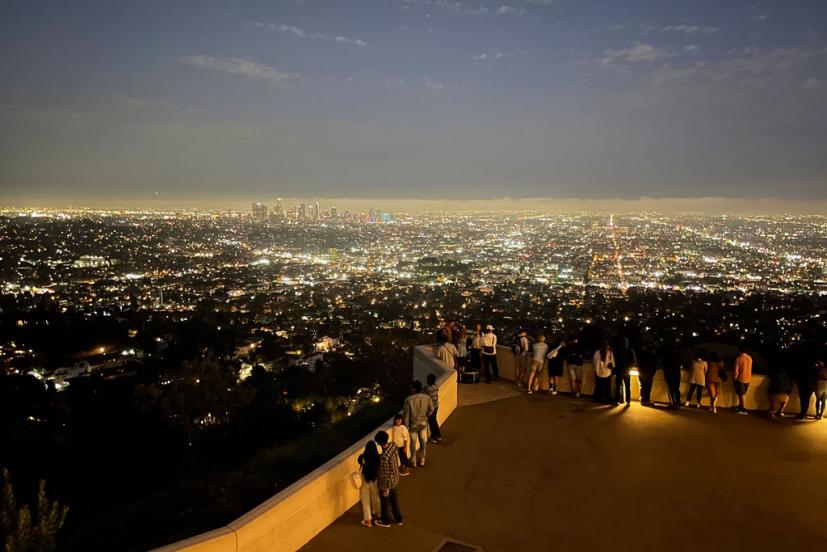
left=403, top=380, right=434, bottom=467
left=481, top=325, right=499, bottom=383
left=593, top=340, right=614, bottom=403
left=815, top=360, right=827, bottom=420
left=732, top=343, right=752, bottom=415
left=357, top=440, right=381, bottom=527
left=424, top=373, right=442, bottom=443
left=374, top=431, right=403, bottom=527
left=566, top=336, right=584, bottom=398
left=685, top=351, right=707, bottom=408
left=706, top=351, right=724, bottom=413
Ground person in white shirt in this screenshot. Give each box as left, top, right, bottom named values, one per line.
left=481, top=325, right=499, bottom=383
left=685, top=352, right=707, bottom=408
left=593, top=340, right=615, bottom=403
left=388, top=413, right=410, bottom=475
left=526, top=335, right=549, bottom=394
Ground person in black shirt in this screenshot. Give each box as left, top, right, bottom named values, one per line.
left=661, top=348, right=682, bottom=410
left=565, top=336, right=584, bottom=398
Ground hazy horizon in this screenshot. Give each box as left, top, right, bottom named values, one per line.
left=3, top=194, right=827, bottom=215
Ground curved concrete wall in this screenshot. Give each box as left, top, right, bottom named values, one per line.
left=153, top=347, right=457, bottom=552
left=493, top=346, right=816, bottom=414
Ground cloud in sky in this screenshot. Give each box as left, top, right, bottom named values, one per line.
left=599, top=43, right=673, bottom=65
left=662, top=24, right=719, bottom=35
left=181, top=55, right=297, bottom=86
left=253, top=22, right=368, bottom=47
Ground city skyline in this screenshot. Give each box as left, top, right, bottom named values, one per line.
left=2, top=0, right=827, bottom=205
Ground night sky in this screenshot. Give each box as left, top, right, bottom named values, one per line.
left=1, top=0, right=826, bottom=207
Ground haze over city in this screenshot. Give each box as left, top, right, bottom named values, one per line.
left=2, top=0, right=827, bottom=209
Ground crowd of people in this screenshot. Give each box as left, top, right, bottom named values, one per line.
left=432, top=321, right=827, bottom=419
left=354, top=321, right=827, bottom=529
left=355, top=373, right=442, bottom=528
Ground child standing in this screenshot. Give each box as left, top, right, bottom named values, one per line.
left=389, top=413, right=411, bottom=476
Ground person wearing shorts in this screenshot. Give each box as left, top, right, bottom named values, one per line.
left=546, top=338, right=566, bottom=395
left=566, top=336, right=584, bottom=398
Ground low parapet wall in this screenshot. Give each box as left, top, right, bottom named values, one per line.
left=493, top=346, right=816, bottom=414
left=153, top=346, right=458, bottom=552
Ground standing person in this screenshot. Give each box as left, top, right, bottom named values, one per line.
left=374, top=431, right=403, bottom=527
left=815, top=360, right=827, bottom=420
left=526, top=334, right=549, bottom=394
left=566, top=336, right=584, bottom=398
left=637, top=345, right=656, bottom=406
left=403, top=381, right=434, bottom=467
left=389, top=414, right=410, bottom=475
left=424, top=373, right=442, bottom=443
left=593, top=340, right=614, bottom=403
left=732, top=343, right=753, bottom=415
left=481, top=325, right=499, bottom=383
left=706, top=351, right=724, bottom=413
left=768, top=365, right=792, bottom=419
left=662, top=348, right=683, bottom=410
left=685, top=351, right=707, bottom=408
left=435, top=335, right=457, bottom=371
left=796, top=360, right=820, bottom=421
left=358, top=441, right=381, bottom=527
left=512, top=330, right=530, bottom=388
left=470, top=323, right=483, bottom=374
left=455, top=325, right=468, bottom=379
left=613, top=337, right=636, bottom=406
left=546, top=338, right=566, bottom=395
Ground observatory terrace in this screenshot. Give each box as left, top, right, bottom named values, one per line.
left=158, top=346, right=827, bottom=552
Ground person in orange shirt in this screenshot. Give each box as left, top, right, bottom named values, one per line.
left=732, top=343, right=753, bottom=415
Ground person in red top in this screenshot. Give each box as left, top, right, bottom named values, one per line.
left=732, top=343, right=753, bottom=415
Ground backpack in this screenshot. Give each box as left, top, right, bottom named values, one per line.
left=511, top=335, right=528, bottom=355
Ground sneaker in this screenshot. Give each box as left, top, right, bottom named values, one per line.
left=397, top=522, right=404, bottom=526
left=420, top=459, right=426, bottom=467
left=694, top=403, right=700, bottom=409
left=712, top=407, right=717, bottom=414
left=684, top=401, right=690, bottom=407
left=375, top=521, right=391, bottom=528
left=400, top=470, right=410, bottom=477
left=429, top=438, right=438, bottom=444
left=548, top=388, right=554, bottom=395
left=737, top=410, right=749, bottom=415
left=552, top=390, right=558, bottom=396
left=575, top=392, right=581, bottom=399
left=527, top=390, right=533, bottom=395
left=361, top=520, right=372, bottom=528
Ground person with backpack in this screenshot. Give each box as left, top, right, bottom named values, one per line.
left=481, top=325, right=499, bottom=383
left=512, top=330, right=530, bottom=388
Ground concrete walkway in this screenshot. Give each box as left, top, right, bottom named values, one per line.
left=301, top=383, right=827, bottom=552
